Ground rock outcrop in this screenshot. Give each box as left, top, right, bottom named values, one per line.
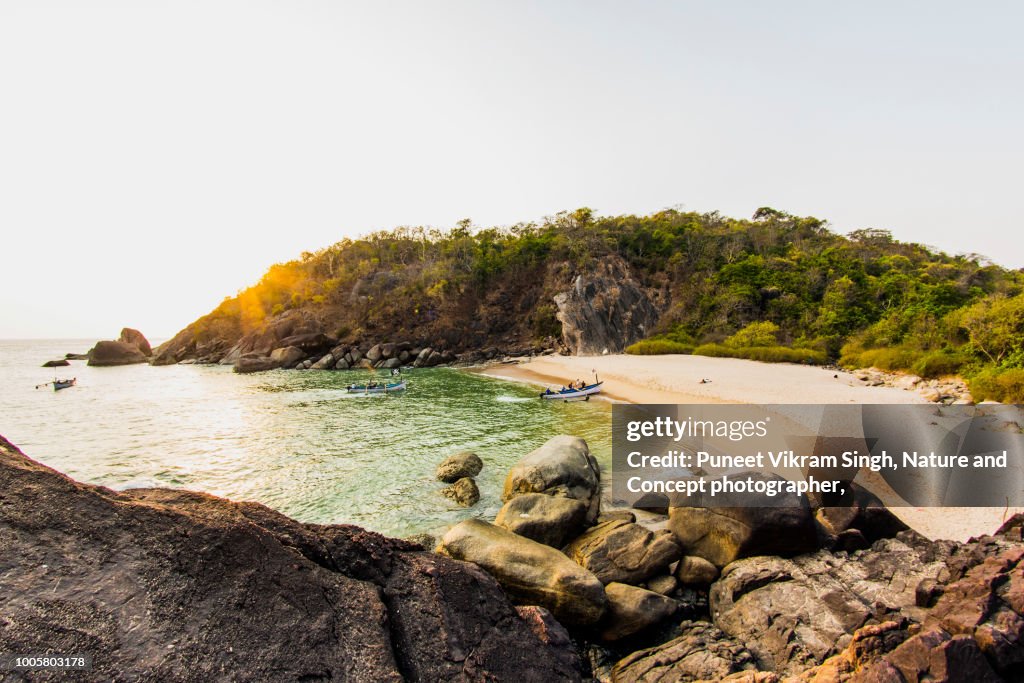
left=118, top=327, right=152, bottom=356
left=553, top=256, right=659, bottom=355
left=436, top=519, right=607, bottom=626
left=0, top=436, right=581, bottom=681
left=611, top=621, right=761, bottom=682
left=503, top=435, right=602, bottom=524
left=87, top=339, right=149, bottom=366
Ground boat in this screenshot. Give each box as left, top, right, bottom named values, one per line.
left=540, top=381, right=603, bottom=401
left=346, top=380, right=408, bottom=394
left=53, top=378, right=76, bottom=391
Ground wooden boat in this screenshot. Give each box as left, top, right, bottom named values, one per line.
left=540, top=381, right=603, bottom=401
left=53, top=378, right=76, bottom=391
left=346, top=380, right=407, bottom=394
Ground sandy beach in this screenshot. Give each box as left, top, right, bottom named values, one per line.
left=483, top=353, right=1017, bottom=543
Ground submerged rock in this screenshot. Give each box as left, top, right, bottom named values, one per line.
left=503, top=435, right=601, bottom=524
left=0, top=436, right=581, bottom=682
left=441, top=476, right=480, bottom=507
left=436, top=519, right=607, bottom=626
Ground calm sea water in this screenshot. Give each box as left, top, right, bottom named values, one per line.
left=0, top=340, right=611, bottom=538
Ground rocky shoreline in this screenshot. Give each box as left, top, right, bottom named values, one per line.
left=5, top=433, right=1023, bottom=681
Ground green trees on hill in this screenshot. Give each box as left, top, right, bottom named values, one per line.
left=184, top=207, right=1024, bottom=401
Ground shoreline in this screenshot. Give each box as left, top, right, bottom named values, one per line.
left=480, top=353, right=1020, bottom=543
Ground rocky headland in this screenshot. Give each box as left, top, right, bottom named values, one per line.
left=6, top=432, right=1024, bottom=681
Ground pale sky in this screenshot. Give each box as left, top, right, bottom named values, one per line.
left=2, top=1, right=1021, bottom=339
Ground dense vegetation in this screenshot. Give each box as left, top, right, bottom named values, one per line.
left=183, top=207, right=1024, bottom=401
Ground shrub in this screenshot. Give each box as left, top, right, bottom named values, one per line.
left=625, top=339, right=694, bottom=355
left=839, top=347, right=922, bottom=372
left=693, top=343, right=826, bottom=365
left=724, top=321, right=779, bottom=348
left=968, top=368, right=1024, bottom=403
left=911, top=351, right=967, bottom=379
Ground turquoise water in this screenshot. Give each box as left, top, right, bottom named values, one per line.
left=0, top=340, right=612, bottom=538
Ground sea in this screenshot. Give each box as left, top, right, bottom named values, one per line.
left=0, top=339, right=612, bottom=539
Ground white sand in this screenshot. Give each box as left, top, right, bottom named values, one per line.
left=482, top=353, right=1018, bottom=542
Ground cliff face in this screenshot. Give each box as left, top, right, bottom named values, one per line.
left=154, top=255, right=660, bottom=366
left=0, top=436, right=581, bottom=681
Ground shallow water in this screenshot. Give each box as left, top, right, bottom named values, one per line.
left=0, top=340, right=611, bottom=538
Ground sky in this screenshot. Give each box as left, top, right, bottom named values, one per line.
left=1, top=1, right=1021, bottom=339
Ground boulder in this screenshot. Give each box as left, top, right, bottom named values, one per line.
left=611, top=621, right=761, bottom=683
left=435, top=451, right=484, bottom=483
left=553, top=254, right=659, bottom=355
left=118, top=327, right=152, bottom=356
left=87, top=340, right=149, bottom=366
left=233, top=356, right=280, bottom=374
left=380, top=343, right=396, bottom=359
left=667, top=472, right=819, bottom=568
left=675, top=555, right=720, bottom=587
left=269, top=346, right=305, bottom=368
left=41, top=359, right=70, bottom=367
left=0, top=436, right=582, bottom=682
left=427, top=349, right=443, bottom=366
left=334, top=358, right=350, bottom=370
left=514, top=606, right=582, bottom=678
left=367, top=344, right=383, bottom=363
left=381, top=358, right=401, bottom=369
left=813, top=483, right=909, bottom=546
left=414, top=347, right=433, bottom=367
left=564, top=519, right=682, bottom=585
left=441, top=477, right=480, bottom=507
left=710, top=532, right=954, bottom=676
left=598, top=582, right=679, bottom=641
left=646, top=574, right=678, bottom=596
left=436, top=519, right=607, bottom=625
left=495, top=493, right=588, bottom=548
left=350, top=348, right=363, bottom=364
left=503, top=435, right=601, bottom=524
left=310, top=353, right=335, bottom=370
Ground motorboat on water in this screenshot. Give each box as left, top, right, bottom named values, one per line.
left=540, top=380, right=603, bottom=401
left=346, top=380, right=407, bottom=394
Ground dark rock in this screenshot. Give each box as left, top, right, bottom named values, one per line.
left=310, top=352, right=336, bottom=370
left=42, top=359, right=70, bottom=367
left=494, top=493, right=588, bottom=548
left=553, top=255, right=659, bottom=355
left=367, top=344, right=383, bottom=363
left=381, top=358, right=401, bottom=369
left=0, top=436, right=581, bottom=682
left=813, top=483, right=909, bottom=546
left=64, top=353, right=89, bottom=360
left=668, top=471, right=819, bottom=568
left=401, top=533, right=436, bottom=550
left=503, top=435, right=601, bottom=524
left=380, top=342, right=396, bottom=359
left=515, top=606, right=582, bottom=678
left=87, top=340, right=149, bottom=366
left=441, top=477, right=480, bottom=507
left=118, top=327, right=152, bottom=356
left=436, top=450, right=484, bottom=483
left=611, top=621, right=761, bottom=682
left=565, top=519, right=683, bottom=586
left=437, top=519, right=607, bottom=626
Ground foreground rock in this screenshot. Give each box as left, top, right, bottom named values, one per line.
left=668, top=472, right=819, bottom=568
left=611, top=621, right=761, bottom=682
left=435, top=450, right=483, bottom=483
left=710, top=531, right=954, bottom=676
left=87, top=339, right=149, bottom=366
left=0, top=436, right=581, bottom=681
left=437, top=519, right=607, bottom=626
left=598, top=582, right=679, bottom=641
left=565, top=518, right=683, bottom=585
left=495, top=493, right=588, bottom=548
left=503, top=435, right=602, bottom=524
